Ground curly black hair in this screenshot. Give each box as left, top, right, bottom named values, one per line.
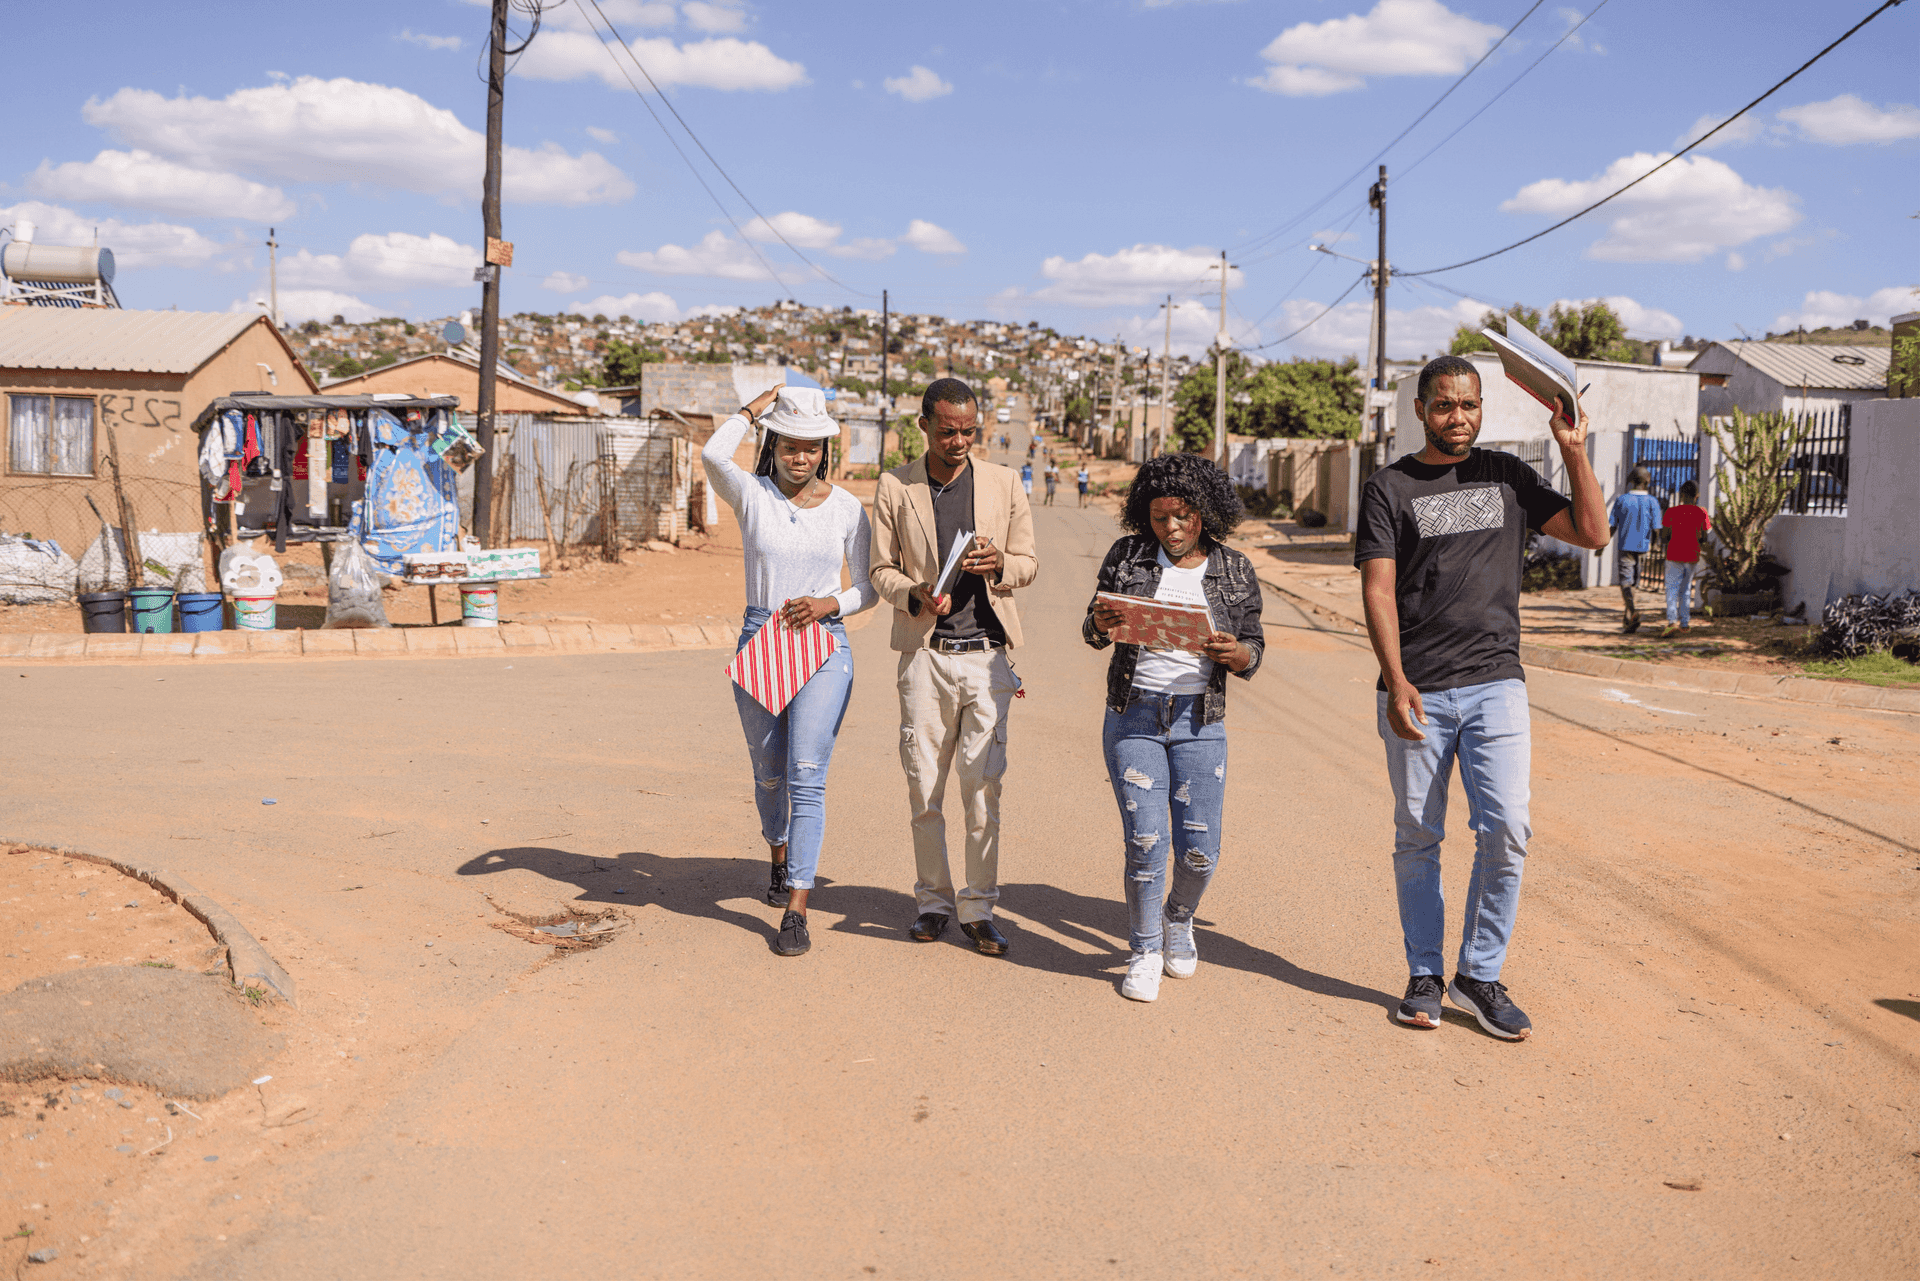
left=1121, top=452, right=1244, bottom=546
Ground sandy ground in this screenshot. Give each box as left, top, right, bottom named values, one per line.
left=2, top=409, right=1918, bottom=1278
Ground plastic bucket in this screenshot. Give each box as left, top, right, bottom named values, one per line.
left=459, top=583, right=499, bottom=627
left=79, top=591, right=128, bottom=634
left=128, top=587, right=176, bottom=634
left=231, top=595, right=277, bottom=631
left=178, top=592, right=224, bottom=633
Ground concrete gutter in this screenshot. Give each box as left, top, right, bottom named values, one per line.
left=1257, top=570, right=1920, bottom=717
left=1, top=839, right=296, bottom=1005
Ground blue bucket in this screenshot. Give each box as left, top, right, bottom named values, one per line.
left=128, top=587, right=177, bottom=634
left=178, top=592, right=224, bottom=633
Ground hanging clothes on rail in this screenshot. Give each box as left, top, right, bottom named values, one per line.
left=349, top=407, right=462, bottom=572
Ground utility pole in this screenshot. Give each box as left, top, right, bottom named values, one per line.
left=1157, top=294, right=1173, bottom=458
left=471, top=0, right=509, bottom=547
left=878, top=289, right=889, bottom=468
left=265, top=228, right=279, bottom=329
left=1368, top=164, right=1389, bottom=451
left=1214, top=250, right=1230, bottom=470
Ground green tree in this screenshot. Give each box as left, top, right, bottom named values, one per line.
left=601, top=338, right=664, bottom=385
left=329, top=356, right=365, bottom=380
left=1544, top=300, right=1636, bottom=362
left=1888, top=329, right=1920, bottom=398
left=1701, top=408, right=1815, bottom=594
left=1243, top=358, right=1363, bottom=438
left=1170, top=351, right=1253, bottom=452
left=1450, top=303, right=1542, bottom=355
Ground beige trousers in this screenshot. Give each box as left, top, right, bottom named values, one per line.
left=896, top=647, right=1019, bottom=923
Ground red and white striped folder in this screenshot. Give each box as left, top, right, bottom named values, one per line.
left=726, top=612, right=840, bottom=716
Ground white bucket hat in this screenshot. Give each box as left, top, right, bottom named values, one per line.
left=758, top=386, right=839, bottom=441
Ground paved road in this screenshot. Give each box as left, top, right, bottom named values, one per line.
left=5, top=418, right=1918, bottom=1277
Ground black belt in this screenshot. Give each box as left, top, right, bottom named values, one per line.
left=931, top=636, right=1000, bottom=654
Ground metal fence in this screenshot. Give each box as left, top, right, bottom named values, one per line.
left=1631, top=433, right=1699, bottom=505
left=497, top=415, right=691, bottom=552
left=1782, top=406, right=1850, bottom=516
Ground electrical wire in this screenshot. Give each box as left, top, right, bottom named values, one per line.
left=1400, top=0, right=1908, bottom=276
left=576, top=0, right=872, bottom=297
left=1239, top=272, right=1370, bottom=353
left=1230, top=0, right=1552, bottom=258
left=1234, top=203, right=1372, bottom=340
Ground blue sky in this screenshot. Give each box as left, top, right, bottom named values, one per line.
left=1, top=0, right=1913, bottom=360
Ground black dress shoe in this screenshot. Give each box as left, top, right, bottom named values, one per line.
left=960, top=919, right=1009, bottom=956
left=909, top=912, right=949, bottom=942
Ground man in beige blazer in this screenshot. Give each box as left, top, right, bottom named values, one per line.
left=869, top=378, right=1039, bottom=956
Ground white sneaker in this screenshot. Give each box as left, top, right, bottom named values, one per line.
left=1121, top=951, right=1164, bottom=1002
left=1163, top=918, right=1198, bottom=979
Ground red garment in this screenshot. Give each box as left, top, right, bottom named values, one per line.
left=1662, top=503, right=1710, bottom=563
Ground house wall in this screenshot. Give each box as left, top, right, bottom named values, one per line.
left=323, top=355, right=580, bottom=415
left=1765, top=514, right=1848, bottom=617
left=1836, top=397, right=1920, bottom=599
left=0, top=317, right=315, bottom=556
left=1688, top=346, right=1882, bottom=418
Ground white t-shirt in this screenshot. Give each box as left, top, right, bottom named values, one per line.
left=1130, top=547, right=1213, bottom=695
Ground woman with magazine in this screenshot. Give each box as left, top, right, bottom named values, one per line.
left=702, top=385, right=878, bottom=958
left=1082, top=453, right=1265, bottom=1002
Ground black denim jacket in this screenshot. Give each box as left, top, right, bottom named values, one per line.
left=1081, top=534, right=1265, bottom=723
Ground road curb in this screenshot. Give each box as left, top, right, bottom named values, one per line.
left=1256, top=570, right=1920, bottom=716
left=1, top=837, right=296, bottom=1005
left=0, top=622, right=735, bottom=666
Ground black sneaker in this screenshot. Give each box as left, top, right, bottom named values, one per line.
left=1447, top=974, right=1532, bottom=1040
left=766, top=859, right=789, bottom=908
left=772, top=910, right=810, bottom=957
left=1396, top=974, right=1445, bottom=1028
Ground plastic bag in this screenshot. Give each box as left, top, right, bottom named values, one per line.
left=323, top=540, right=390, bottom=629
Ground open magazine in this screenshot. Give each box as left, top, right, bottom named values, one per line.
left=1482, top=319, right=1580, bottom=431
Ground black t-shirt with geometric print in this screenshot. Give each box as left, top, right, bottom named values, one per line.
left=1355, top=448, right=1571, bottom=693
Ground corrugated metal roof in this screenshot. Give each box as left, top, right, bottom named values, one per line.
left=1705, top=341, right=1889, bottom=391
left=0, top=307, right=262, bottom=375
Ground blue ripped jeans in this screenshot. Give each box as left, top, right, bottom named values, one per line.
left=731, top=607, right=853, bottom=891
left=1102, top=692, right=1228, bottom=955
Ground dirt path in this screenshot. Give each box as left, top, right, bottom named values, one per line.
left=2, top=417, right=1917, bottom=1277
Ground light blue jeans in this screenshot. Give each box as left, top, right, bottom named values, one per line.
left=1103, top=692, right=1228, bottom=955
left=1376, top=678, right=1531, bottom=982
left=731, top=607, right=853, bottom=891
left=1665, top=561, right=1698, bottom=626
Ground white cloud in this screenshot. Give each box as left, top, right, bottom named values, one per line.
left=1772, top=286, right=1920, bottom=332
left=884, top=66, right=954, bottom=102
left=1501, top=152, right=1800, bottom=263
left=28, top=149, right=296, bottom=222
left=279, top=231, right=478, bottom=291
left=834, top=237, right=896, bottom=261
left=83, top=77, right=633, bottom=206
left=567, top=290, right=683, bottom=322
left=1672, top=111, right=1765, bottom=151
left=235, top=287, right=381, bottom=325
left=585, top=126, right=619, bottom=144
left=0, top=199, right=225, bottom=270
left=1264, top=296, right=1484, bottom=361
left=398, top=29, right=462, bottom=51
left=616, top=229, right=785, bottom=281
left=1549, top=295, right=1684, bottom=339
left=1776, top=94, right=1920, bottom=146
left=682, top=2, right=748, bottom=33
left=1253, top=0, right=1504, bottom=96
left=544, top=270, right=591, bottom=292
left=1116, top=300, right=1233, bottom=359
left=515, top=32, right=806, bottom=92
left=1554, top=5, right=1604, bottom=53
left=1033, top=243, right=1237, bottom=307
left=742, top=211, right=841, bottom=249
left=902, top=219, right=965, bottom=255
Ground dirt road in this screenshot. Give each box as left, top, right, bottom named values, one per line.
left=4, top=420, right=1918, bottom=1278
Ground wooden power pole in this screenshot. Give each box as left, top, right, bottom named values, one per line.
left=471, top=0, right=510, bottom=547
left=1368, top=164, right=1389, bottom=449
left=1214, top=251, right=1229, bottom=470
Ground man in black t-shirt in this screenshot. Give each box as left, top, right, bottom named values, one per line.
left=1355, top=354, right=1609, bottom=1040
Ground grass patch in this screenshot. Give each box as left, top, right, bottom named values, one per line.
left=1798, top=651, right=1920, bottom=688
left=138, top=960, right=176, bottom=969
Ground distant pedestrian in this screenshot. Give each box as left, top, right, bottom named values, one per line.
left=1660, top=479, right=1710, bottom=632
left=1077, top=465, right=1091, bottom=507
left=1021, top=461, right=1034, bottom=498
left=1084, top=453, right=1264, bottom=1002
left=701, top=385, right=879, bottom=958
left=1043, top=462, right=1059, bottom=506
left=1609, top=467, right=1662, bottom=634
left=1356, top=355, right=1609, bottom=1040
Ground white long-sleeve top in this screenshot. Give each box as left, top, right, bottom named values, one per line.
left=701, top=412, right=878, bottom=619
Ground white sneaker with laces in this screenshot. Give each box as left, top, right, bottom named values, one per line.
left=1121, top=951, right=1164, bottom=1002
left=1163, top=918, right=1198, bottom=979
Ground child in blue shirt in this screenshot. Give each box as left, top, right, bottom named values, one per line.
left=1608, top=467, right=1663, bottom=633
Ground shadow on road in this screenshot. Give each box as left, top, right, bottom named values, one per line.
left=1875, top=998, right=1920, bottom=1025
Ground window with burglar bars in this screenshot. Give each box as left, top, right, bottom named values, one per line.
left=1780, top=406, right=1850, bottom=516
left=8, top=394, right=95, bottom=476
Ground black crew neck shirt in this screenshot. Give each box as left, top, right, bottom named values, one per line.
left=1354, top=447, right=1571, bottom=693
left=927, top=461, right=1005, bottom=644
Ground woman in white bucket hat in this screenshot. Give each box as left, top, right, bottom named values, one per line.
left=702, top=384, right=878, bottom=957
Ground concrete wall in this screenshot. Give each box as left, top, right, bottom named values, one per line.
left=1688, top=346, right=1883, bottom=418
left=1837, top=397, right=1920, bottom=598
left=1766, top=514, right=1848, bottom=616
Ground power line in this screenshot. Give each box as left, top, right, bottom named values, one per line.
left=576, top=0, right=871, bottom=297
left=1239, top=272, right=1370, bottom=353
left=1235, top=203, right=1371, bottom=339
left=1400, top=0, right=1908, bottom=276
left=1230, top=0, right=1552, bottom=258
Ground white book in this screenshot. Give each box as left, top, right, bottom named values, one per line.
left=932, top=528, right=974, bottom=599
left=1482, top=319, right=1580, bottom=430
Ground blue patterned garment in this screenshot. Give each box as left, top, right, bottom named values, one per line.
left=349, top=409, right=462, bottom=572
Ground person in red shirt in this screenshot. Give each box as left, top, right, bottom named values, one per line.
left=1660, top=480, right=1711, bottom=631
